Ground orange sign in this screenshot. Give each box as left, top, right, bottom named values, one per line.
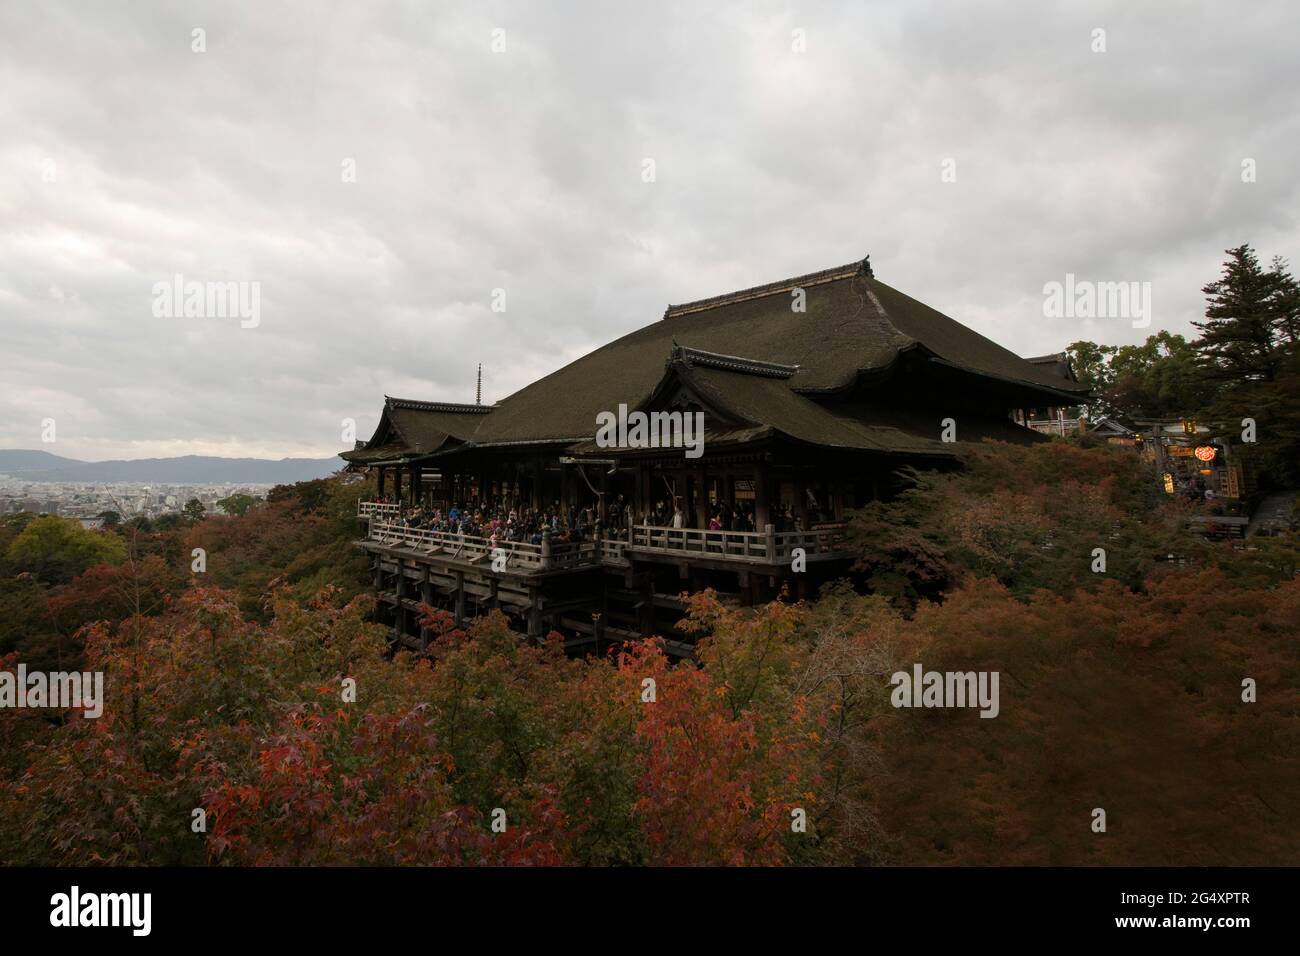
left=1194, top=446, right=1217, bottom=461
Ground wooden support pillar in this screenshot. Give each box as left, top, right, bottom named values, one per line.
left=489, top=577, right=499, bottom=611
left=377, top=466, right=387, bottom=498
left=527, top=587, right=542, bottom=641
left=454, top=570, right=466, bottom=626
left=411, top=464, right=422, bottom=507
left=393, top=560, right=406, bottom=644
left=694, top=466, right=709, bottom=529
left=634, top=465, right=645, bottom=526
left=639, top=574, right=654, bottom=635
left=420, top=570, right=432, bottom=650
left=754, top=465, right=770, bottom=529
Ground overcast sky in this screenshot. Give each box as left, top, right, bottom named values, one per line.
left=2, top=1, right=1296, bottom=461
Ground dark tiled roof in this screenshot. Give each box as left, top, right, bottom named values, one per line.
left=1024, top=352, right=1078, bottom=383
left=345, top=397, right=487, bottom=461
left=339, top=441, right=409, bottom=464
left=470, top=260, right=1084, bottom=446
left=680, top=362, right=954, bottom=456
left=343, top=258, right=1084, bottom=459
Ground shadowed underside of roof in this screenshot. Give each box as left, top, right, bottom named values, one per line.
left=680, top=362, right=954, bottom=456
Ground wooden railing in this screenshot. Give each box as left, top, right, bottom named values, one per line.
left=599, top=537, right=631, bottom=565
left=629, top=523, right=848, bottom=563
left=358, top=500, right=402, bottom=520
left=367, top=518, right=850, bottom=570
left=368, top=520, right=591, bottom=572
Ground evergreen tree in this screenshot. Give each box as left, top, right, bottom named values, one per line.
left=1196, top=246, right=1300, bottom=492
left=1194, top=244, right=1283, bottom=388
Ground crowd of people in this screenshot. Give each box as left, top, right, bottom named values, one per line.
left=370, top=491, right=812, bottom=540
left=371, top=494, right=629, bottom=546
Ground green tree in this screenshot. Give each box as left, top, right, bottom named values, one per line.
left=1065, top=340, right=1117, bottom=404
left=1196, top=246, right=1300, bottom=491
left=1106, top=332, right=1211, bottom=419
left=5, top=515, right=128, bottom=584
left=217, top=493, right=259, bottom=517
left=1195, top=244, right=1286, bottom=388
left=182, top=498, right=207, bottom=524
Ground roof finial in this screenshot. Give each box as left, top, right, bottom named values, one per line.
left=861, top=254, right=874, bottom=279
left=475, top=364, right=482, bottom=405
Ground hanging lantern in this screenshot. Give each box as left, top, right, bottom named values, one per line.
left=1162, top=473, right=1175, bottom=494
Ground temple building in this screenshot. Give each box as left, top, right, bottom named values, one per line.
left=341, top=256, right=1087, bottom=654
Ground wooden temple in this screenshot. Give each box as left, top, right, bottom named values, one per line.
left=341, top=256, right=1087, bottom=655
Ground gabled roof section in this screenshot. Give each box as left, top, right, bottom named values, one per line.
left=1024, top=352, right=1078, bottom=383
left=567, top=345, right=955, bottom=458
left=674, top=356, right=955, bottom=457
left=341, top=396, right=491, bottom=462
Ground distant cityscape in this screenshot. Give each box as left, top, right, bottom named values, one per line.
left=0, top=475, right=272, bottom=526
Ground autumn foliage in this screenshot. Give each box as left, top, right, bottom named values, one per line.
left=1, top=448, right=1297, bottom=865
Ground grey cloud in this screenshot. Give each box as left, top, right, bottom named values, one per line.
left=0, top=0, right=1296, bottom=459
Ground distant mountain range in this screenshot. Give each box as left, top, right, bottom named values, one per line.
left=0, top=449, right=342, bottom=484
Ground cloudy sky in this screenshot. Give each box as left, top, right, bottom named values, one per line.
left=2, top=0, right=1296, bottom=461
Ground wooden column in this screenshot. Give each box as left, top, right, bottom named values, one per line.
left=527, top=587, right=543, bottom=641
left=694, top=466, right=709, bottom=528
left=393, top=560, right=406, bottom=644
left=377, top=466, right=387, bottom=498
left=454, top=570, right=466, bottom=626
left=633, top=465, right=644, bottom=526
left=754, top=464, right=770, bottom=528
left=419, top=570, right=432, bottom=650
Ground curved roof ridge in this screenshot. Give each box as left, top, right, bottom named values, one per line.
left=663, top=257, right=869, bottom=319
left=385, top=396, right=492, bottom=414
left=671, top=344, right=799, bottom=379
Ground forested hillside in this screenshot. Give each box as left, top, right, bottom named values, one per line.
left=2, top=443, right=1296, bottom=865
